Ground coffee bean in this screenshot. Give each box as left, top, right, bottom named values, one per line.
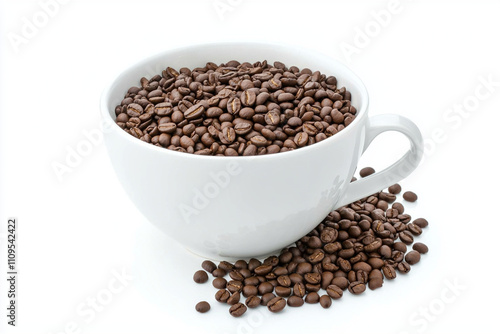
left=258, top=281, right=274, bottom=295
left=319, top=295, right=332, bottom=308
left=305, top=291, right=320, bottom=304
left=195, top=301, right=210, bottom=313
left=193, top=270, right=209, bottom=283
left=202, top=260, right=217, bottom=273
left=360, top=167, right=375, bottom=177
left=397, top=262, right=411, bottom=274
left=275, top=286, right=291, bottom=297
left=229, top=303, right=247, bottom=317
left=227, top=291, right=241, bottom=305
left=215, top=289, right=230, bottom=303
left=245, top=296, right=261, bottom=308
left=403, top=191, right=418, bottom=202
left=227, top=280, right=243, bottom=293
left=413, top=242, right=429, bottom=254
left=229, top=270, right=244, bottom=281
left=399, top=231, right=414, bottom=245
left=293, top=282, right=306, bottom=297
left=240, top=284, right=257, bottom=297
left=382, top=265, right=396, bottom=280
left=287, top=295, right=304, bottom=307
left=331, top=277, right=349, bottom=290
left=368, top=278, right=383, bottom=290
left=407, top=223, right=423, bottom=236
left=212, top=268, right=226, bottom=278
left=260, top=293, right=276, bottom=306
left=267, top=296, right=286, bottom=313
left=405, top=250, right=421, bottom=265
left=348, top=281, right=366, bottom=295
left=219, top=261, right=234, bottom=271
left=326, top=285, right=343, bottom=299
left=212, top=277, right=227, bottom=289
left=388, top=184, right=402, bottom=194
left=413, top=218, right=429, bottom=228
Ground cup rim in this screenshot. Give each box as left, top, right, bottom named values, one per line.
left=100, top=42, right=370, bottom=161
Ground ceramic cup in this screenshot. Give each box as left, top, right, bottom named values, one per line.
left=100, top=42, right=424, bottom=260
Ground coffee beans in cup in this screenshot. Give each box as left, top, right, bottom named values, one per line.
left=114, top=60, right=357, bottom=156
left=193, top=169, right=428, bottom=316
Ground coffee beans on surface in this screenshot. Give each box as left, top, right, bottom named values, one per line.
left=193, top=168, right=428, bottom=317
left=114, top=60, right=357, bottom=156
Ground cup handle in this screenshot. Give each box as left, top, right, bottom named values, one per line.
left=336, top=114, right=424, bottom=208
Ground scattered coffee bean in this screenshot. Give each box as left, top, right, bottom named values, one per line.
left=287, top=295, right=304, bottom=307
left=215, top=289, right=230, bottom=303
left=195, top=301, right=210, bottom=313
left=245, top=295, right=261, bottom=308
left=413, top=218, right=429, bottom=228
left=305, top=291, right=320, bottom=304
left=403, top=191, right=418, bottom=202
left=319, top=295, right=332, bottom=309
left=267, top=296, right=286, bottom=313
left=388, top=183, right=402, bottom=194
left=405, top=250, right=421, bottom=265
left=359, top=167, right=375, bottom=177
left=229, top=303, right=247, bottom=317
left=413, top=242, right=429, bottom=254
left=212, top=277, right=227, bottom=289
left=227, top=292, right=241, bottom=305
left=116, top=61, right=357, bottom=156
left=193, top=270, right=209, bottom=283
left=202, top=260, right=217, bottom=273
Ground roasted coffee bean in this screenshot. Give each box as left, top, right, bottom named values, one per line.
left=195, top=301, right=210, bottom=313
left=388, top=184, right=402, bottom=194
left=397, top=262, right=411, bottom=274
left=413, top=218, right=429, bottom=228
left=242, top=285, right=258, bottom=297
left=382, top=265, right=397, bottom=280
left=293, top=282, right=306, bottom=297
left=368, top=278, right=383, bottom=290
left=245, top=296, right=261, bottom=308
left=413, top=242, right=429, bottom=254
left=227, top=292, right=241, bottom=305
left=319, top=295, right=332, bottom=308
left=212, top=277, right=227, bottom=289
left=331, top=277, right=349, bottom=290
left=407, top=223, right=423, bottom=236
left=305, top=291, right=320, bottom=304
left=348, top=281, right=366, bottom=295
left=403, top=191, right=418, bottom=202
left=260, top=293, right=276, bottom=306
left=275, top=286, right=291, bottom=297
left=227, top=280, right=243, bottom=293
left=202, top=260, right=217, bottom=273
left=212, top=268, right=226, bottom=278
left=229, top=303, right=247, bottom=317
left=258, top=282, right=274, bottom=295
left=287, top=295, right=304, bottom=307
left=219, top=261, right=234, bottom=271
left=399, top=231, right=414, bottom=245
left=326, top=285, right=343, bottom=299
left=193, top=270, right=209, bottom=283
left=229, top=270, right=244, bottom=281
left=267, top=297, right=286, bottom=313
left=360, top=167, right=375, bottom=177
left=215, top=289, right=230, bottom=303
left=405, top=250, right=421, bottom=265
left=254, top=264, right=273, bottom=276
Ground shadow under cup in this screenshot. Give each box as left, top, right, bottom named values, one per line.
left=100, top=43, right=384, bottom=260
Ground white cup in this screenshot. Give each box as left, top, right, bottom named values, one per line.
left=100, top=42, right=423, bottom=260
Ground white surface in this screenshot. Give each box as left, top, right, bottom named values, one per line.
left=0, top=0, right=499, bottom=333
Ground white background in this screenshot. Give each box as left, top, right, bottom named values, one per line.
left=1, top=0, right=499, bottom=333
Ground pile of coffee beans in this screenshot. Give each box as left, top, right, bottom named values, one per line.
left=193, top=169, right=428, bottom=316
left=114, top=60, right=356, bottom=156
